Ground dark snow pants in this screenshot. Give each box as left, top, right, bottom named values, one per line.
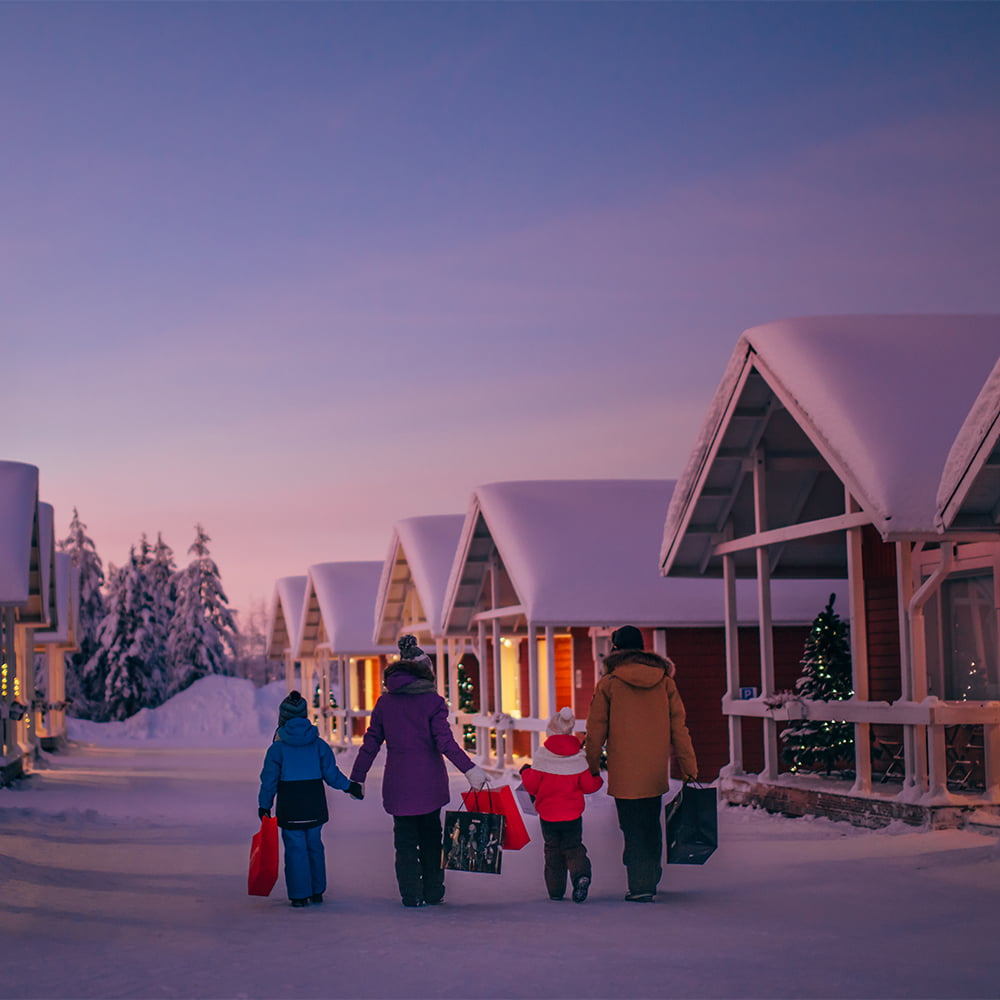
left=539, top=816, right=591, bottom=899
left=614, top=796, right=663, bottom=895
left=392, top=810, right=445, bottom=904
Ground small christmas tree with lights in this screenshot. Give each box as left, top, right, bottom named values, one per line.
left=456, top=659, right=477, bottom=750
left=780, top=593, right=855, bottom=774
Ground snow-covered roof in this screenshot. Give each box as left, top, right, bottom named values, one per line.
left=662, top=315, right=1000, bottom=577
left=374, top=514, right=465, bottom=645
left=936, top=355, right=1000, bottom=531
left=442, top=479, right=842, bottom=633
left=0, top=461, right=40, bottom=607
left=265, top=575, right=307, bottom=660
left=36, top=501, right=57, bottom=628
left=34, top=552, right=81, bottom=648
left=297, top=562, right=398, bottom=659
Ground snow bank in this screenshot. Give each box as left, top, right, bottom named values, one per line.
left=66, top=676, right=287, bottom=748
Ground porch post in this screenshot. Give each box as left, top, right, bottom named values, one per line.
left=846, top=500, right=872, bottom=794
left=342, top=656, right=353, bottom=746
left=723, top=549, right=743, bottom=775
left=528, top=623, right=540, bottom=757
left=435, top=637, right=446, bottom=699
left=545, top=625, right=557, bottom=720
left=447, top=638, right=462, bottom=741
left=477, top=620, right=489, bottom=761
left=753, top=448, right=779, bottom=779
left=492, top=618, right=504, bottom=768
left=895, top=542, right=926, bottom=794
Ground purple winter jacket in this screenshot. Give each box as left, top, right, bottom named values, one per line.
left=349, top=668, right=475, bottom=816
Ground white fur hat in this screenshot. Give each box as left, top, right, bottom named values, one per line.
left=546, top=706, right=575, bottom=735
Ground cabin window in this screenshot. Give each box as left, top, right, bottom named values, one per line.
left=940, top=572, right=999, bottom=701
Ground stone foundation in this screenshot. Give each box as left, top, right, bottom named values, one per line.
left=721, top=772, right=1000, bottom=831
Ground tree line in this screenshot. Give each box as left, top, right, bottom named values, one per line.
left=57, top=509, right=252, bottom=721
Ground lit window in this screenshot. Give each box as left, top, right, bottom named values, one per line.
left=942, top=573, right=999, bottom=701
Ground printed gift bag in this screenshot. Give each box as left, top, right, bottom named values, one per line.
left=247, top=815, right=279, bottom=895
left=442, top=809, right=505, bottom=874
left=462, top=785, right=531, bottom=850
left=665, top=783, right=718, bottom=865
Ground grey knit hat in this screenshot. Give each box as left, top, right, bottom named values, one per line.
left=398, top=634, right=433, bottom=668
left=278, top=690, right=309, bottom=726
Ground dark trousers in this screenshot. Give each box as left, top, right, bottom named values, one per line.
left=539, top=817, right=591, bottom=899
left=615, top=796, right=663, bottom=895
left=393, top=810, right=445, bottom=904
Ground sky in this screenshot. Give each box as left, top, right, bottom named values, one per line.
left=4, top=1, right=1000, bottom=622
left=0, top=676, right=998, bottom=998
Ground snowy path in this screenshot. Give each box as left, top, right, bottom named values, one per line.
left=1, top=745, right=999, bottom=1000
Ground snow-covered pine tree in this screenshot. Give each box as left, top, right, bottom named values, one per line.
left=780, top=593, right=855, bottom=774
left=86, top=544, right=158, bottom=721
left=57, top=508, right=107, bottom=719
left=146, top=532, right=178, bottom=706
left=167, top=525, right=239, bottom=695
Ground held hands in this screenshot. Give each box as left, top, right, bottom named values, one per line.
left=258, top=807, right=271, bottom=820
left=465, top=765, right=489, bottom=790
left=347, top=781, right=364, bottom=800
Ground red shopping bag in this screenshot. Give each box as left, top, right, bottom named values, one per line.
left=462, top=786, right=531, bottom=850
left=248, top=816, right=279, bottom=896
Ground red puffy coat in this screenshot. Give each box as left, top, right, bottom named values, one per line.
left=521, top=734, right=603, bottom=822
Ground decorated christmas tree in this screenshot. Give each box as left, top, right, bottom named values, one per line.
left=780, top=593, right=855, bottom=774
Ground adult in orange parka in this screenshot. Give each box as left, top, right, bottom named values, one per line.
left=520, top=707, right=603, bottom=902
left=584, top=625, right=698, bottom=903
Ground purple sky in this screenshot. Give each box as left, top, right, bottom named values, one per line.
left=4, top=2, right=999, bottom=621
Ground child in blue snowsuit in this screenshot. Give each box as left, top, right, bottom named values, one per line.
left=258, top=690, right=363, bottom=907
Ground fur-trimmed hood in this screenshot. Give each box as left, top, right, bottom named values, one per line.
left=603, top=648, right=675, bottom=686
left=529, top=734, right=589, bottom=775
left=384, top=660, right=436, bottom=694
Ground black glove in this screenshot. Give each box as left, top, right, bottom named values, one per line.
left=347, top=781, right=364, bottom=800
left=518, top=763, right=531, bottom=775
left=258, top=807, right=271, bottom=820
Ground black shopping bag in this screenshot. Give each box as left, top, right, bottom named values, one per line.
left=442, top=809, right=505, bottom=874
left=665, top=784, right=718, bottom=865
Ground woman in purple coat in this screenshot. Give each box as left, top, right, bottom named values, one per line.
left=349, top=634, right=488, bottom=907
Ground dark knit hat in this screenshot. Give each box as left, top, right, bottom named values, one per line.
left=278, top=690, right=309, bottom=726
left=611, top=625, right=644, bottom=651
left=398, top=634, right=425, bottom=660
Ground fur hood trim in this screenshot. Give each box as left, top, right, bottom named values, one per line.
left=603, top=649, right=674, bottom=676
left=529, top=741, right=590, bottom=776
left=385, top=660, right=435, bottom=685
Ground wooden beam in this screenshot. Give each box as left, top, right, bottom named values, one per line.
left=713, top=511, right=872, bottom=556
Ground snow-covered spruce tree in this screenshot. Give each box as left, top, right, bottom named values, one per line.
left=167, top=524, right=239, bottom=695
left=86, top=545, right=159, bottom=722
left=57, top=508, right=107, bottom=719
left=145, top=532, right=178, bottom=706
left=780, top=593, right=855, bottom=775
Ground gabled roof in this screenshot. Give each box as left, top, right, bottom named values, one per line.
left=34, top=501, right=57, bottom=628
left=936, top=355, right=1000, bottom=531
left=661, top=316, right=1000, bottom=577
left=35, top=552, right=80, bottom=648
left=442, top=479, right=842, bottom=634
left=265, top=575, right=307, bottom=660
left=374, top=514, right=465, bottom=644
left=297, top=562, right=398, bottom=658
left=0, top=461, right=40, bottom=607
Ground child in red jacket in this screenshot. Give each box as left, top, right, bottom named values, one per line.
left=520, top=707, right=603, bottom=902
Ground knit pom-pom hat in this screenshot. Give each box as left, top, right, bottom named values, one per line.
left=546, top=706, right=576, bottom=735
left=278, top=690, right=309, bottom=726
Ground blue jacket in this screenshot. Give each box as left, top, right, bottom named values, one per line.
left=259, top=717, right=351, bottom=829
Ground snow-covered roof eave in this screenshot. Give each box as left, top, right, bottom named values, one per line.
left=663, top=315, right=1000, bottom=574
left=265, top=575, right=308, bottom=660
left=0, top=461, right=40, bottom=607
left=936, top=356, right=1000, bottom=532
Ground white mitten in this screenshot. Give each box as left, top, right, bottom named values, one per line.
left=465, top=765, right=489, bottom=790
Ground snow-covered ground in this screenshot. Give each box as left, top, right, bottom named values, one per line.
left=2, top=677, right=999, bottom=1000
